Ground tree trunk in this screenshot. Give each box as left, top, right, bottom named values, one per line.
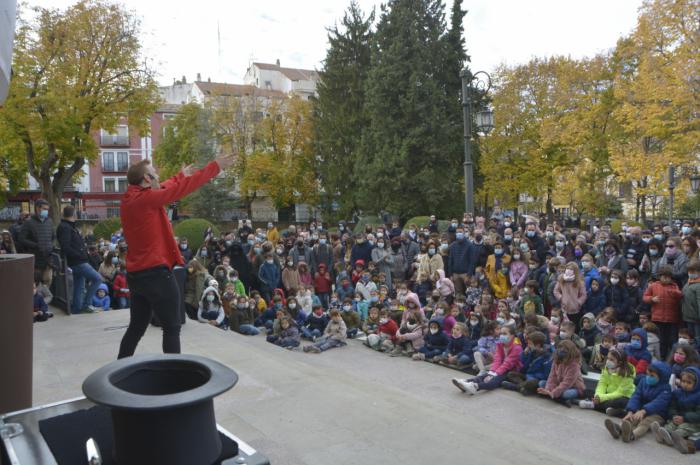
left=635, top=195, right=640, bottom=222
left=640, top=194, right=647, bottom=223
left=546, top=186, right=554, bottom=225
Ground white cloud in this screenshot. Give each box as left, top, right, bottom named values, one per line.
left=34, top=0, right=642, bottom=85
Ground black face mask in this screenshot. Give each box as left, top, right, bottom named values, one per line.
left=391, top=244, right=400, bottom=251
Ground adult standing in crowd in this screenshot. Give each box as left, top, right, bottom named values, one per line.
left=9, top=211, right=29, bottom=251
left=117, top=154, right=235, bottom=359
left=57, top=205, right=103, bottom=313
left=18, top=199, right=56, bottom=286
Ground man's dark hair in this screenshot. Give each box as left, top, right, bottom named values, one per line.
left=63, top=205, right=75, bottom=218
left=127, top=159, right=151, bottom=185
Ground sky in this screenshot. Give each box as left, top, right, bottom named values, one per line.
left=37, top=0, right=644, bottom=86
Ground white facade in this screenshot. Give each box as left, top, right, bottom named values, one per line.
left=243, top=62, right=319, bottom=100
left=0, top=0, right=16, bottom=104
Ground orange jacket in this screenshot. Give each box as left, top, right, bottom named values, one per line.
left=643, top=281, right=683, bottom=323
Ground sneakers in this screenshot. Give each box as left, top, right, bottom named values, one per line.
left=651, top=422, right=673, bottom=446
left=452, top=378, right=477, bottom=395
left=604, top=419, right=621, bottom=440
left=670, top=430, right=696, bottom=454
left=412, top=353, right=426, bottom=361
left=605, top=407, right=625, bottom=417
left=303, top=345, right=321, bottom=353
left=578, top=400, right=595, bottom=409
left=620, top=419, right=634, bottom=442
left=389, top=348, right=402, bottom=357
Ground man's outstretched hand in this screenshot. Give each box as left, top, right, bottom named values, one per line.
left=215, top=153, right=236, bottom=170
left=181, top=163, right=196, bottom=177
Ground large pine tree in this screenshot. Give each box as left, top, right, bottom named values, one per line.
left=313, top=1, right=374, bottom=220
left=357, top=0, right=469, bottom=220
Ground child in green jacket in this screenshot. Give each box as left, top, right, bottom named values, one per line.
left=579, top=348, right=635, bottom=416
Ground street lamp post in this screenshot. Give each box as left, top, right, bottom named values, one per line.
left=460, top=69, right=493, bottom=216
left=669, top=164, right=676, bottom=226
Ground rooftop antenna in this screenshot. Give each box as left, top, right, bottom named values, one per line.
left=217, top=20, right=222, bottom=76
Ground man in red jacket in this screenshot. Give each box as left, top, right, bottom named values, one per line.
left=117, top=154, right=234, bottom=359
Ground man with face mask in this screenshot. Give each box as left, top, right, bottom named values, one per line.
left=448, top=226, right=475, bottom=296
left=117, top=154, right=234, bottom=359
left=623, top=226, right=647, bottom=273
left=19, top=199, right=56, bottom=286
left=350, top=233, right=374, bottom=268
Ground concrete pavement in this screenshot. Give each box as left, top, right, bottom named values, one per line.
left=32, top=310, right=695, bottom=465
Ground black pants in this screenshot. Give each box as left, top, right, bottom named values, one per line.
left=655, top=321, right=678, bottom=359
left=118, top=266, right=181, bottom=359
left=593, top=396, right=629, bottom=414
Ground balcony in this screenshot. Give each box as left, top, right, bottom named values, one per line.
left=100, top=126, right=129, bottom=146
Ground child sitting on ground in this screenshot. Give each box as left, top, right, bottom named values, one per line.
left=230, top=295, right=260, bottom=335
left=518, top=280, right=544, bottom=316
left=362, top=306, right=381, bottom=336
left=366, top=309, right=399, bottom=352
left=413, top=319, right=449, bottom=361
left=579, top=312, right=600, bottom=362
left=502, top=330, right=551, bottom=396
left=474, top=321, right=499, bottom=376
left=626, top=328, right=652, bottom=382
left=604, top=360, right=672, bottom=443
left=596, top=307, right=615, bottom=338
left=556, top=321, right=586, bottom=351
left=197, top=286, right=227, bottom=330
left=548, top=308, right=567, bottom=342
left=437, top=322, right=473, bottom=368
left=303, top=309, right=348, bottom=353
left=32, top=281, right=52, bottom=322
left=452, top=325, right=522, bottom=395
left=579, top=348, right=635, bottom=415
left=92, top=283, right=111, bottom=311
left=391, top=315, right=426, bottom=357
left=583, top=277, right=607, bottom=316
left=270, top=317, right=300, bottom=350
left=590, top=334, right=617, bottom=372
left=341, top=301, right=361, bottom=338
left=614, top=321, right=632, bottom=350
left=537, top=340, right=585, bottom=406
left=669, top=344, right=700, bottom=390
left=655, top=367, right=700, bottom=454
left=302, top=305, right=328, bottom=340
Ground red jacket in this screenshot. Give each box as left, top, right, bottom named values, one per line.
left=120, top=162, right=220, bottom=272
left=313, top=271, right=332, bottom=293
left=379, top=319, right=399, bottom=342
left=643, top=281, right=683, bottom=323
left=113, top=273, right=130, bottom=298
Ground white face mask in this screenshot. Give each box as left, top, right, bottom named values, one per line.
left=206, top=294, right=215, bottom=302
left=470, top=320, right=479, bottom=326
left=430, top=328, right=439, bottom=335
left=289, top=303, right=297, bottom=309
left=610, top=277, right=620, bottom=285
left=379, top=318, right=388, bottom=325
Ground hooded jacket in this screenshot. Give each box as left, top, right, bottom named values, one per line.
left=626, top=360, right=673, bottom=418
left=669, top=366, right=700, bottom=424
left=435, top=269, right=455, bottom=297
left=545, top=354, right=586, bottom=398
left=625, top=328, right=652, bottom=375
left=423, top=319, right=450, bottom=351
left=582, top=279, right=607, bottom=316
left=197, top=285, right=225, bottom=325
left=396, top=320, right=426, bottom=350
left=492, top=340, right=523, bottom=376
left=520, top=347, right=552, bottom=381
left=643, top=280, right=683, bottom=323
left=605, top=283, right=630, bottom=321
left=444, top=334, right=473, bottom=358
left=91, top=283, right=111, bottom=310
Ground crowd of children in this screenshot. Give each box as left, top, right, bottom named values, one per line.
left=53, top=213, right=700, bottom=454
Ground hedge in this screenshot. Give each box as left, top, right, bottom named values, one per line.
left=404, top=216, right=451, bottom=233
left=173, top=218, right=219, bottom=252
left=93, top=217, right=121, bottom=241
left=609, top=219, right=644, bottom=234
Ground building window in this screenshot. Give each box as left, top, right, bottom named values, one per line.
left=104, top=177, right=127, bottom=193
left=102, top=152, right=115, bottom=171
left=163, top=114, right=177, bottom=137
left=103, top=151, right=129, bottom=172
left=106, top=207, right=120, bottom=218
left=117, top=152, right=128, bottom=171
left=100, top=125, right=129, bottom=146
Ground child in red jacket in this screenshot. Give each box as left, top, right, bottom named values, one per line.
left=113, top=264, right=130, bottom=309
left=644, top=265, right=683, bottom=358
left=313, top=263, right=332, bottom=309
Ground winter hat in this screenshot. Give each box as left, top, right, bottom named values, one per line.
left=582, top=312, right=595, bottom=322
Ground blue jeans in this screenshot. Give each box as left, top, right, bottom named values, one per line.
left=538, top=380, right=579, bottom=400
left=302, top=327, right=322, bottom=339
left=238, top=324, right=259, bottom=335
left=71, top=262, right=103, bottom=312
left=117, top=297, right=129, bottom=309
left=474, top=373, right=506, bottom=391
left=314, top=337, right=345, bottom=352
left=418, top=347, right=443, bottom=359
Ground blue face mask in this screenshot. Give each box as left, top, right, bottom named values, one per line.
left=499, top=334, right=510, bottom=344
left=645, top=375, right=659, bottom=386
left=629, top=339, right=642, bottom=349
left=526, top=231, right=536, bottom=238
left=494, top=248, right=504, bottom=256
left=456, top=232, right=465, bottom=241
left=39, top=209, right=49, bottom=219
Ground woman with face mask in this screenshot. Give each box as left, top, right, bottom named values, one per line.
left=371, top=237, right=395, bottom=291
left=597, top=239, right=629, bottom=277
left=184, top=259, right=213, bottom=320
left=415, top=240, right=444, bottom=305
left=659, top=236, right=689, bottom=288
left=197, top=286, right=227, bottom=329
